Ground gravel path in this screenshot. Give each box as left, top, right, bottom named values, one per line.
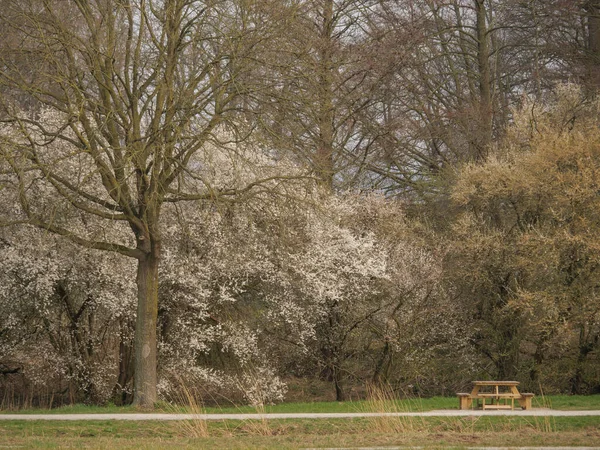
left=1, top=409, right=599, bottom=420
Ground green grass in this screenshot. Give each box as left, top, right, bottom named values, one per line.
left=539, top=394, right=600, bottom=410
left=3, top=394, right=598, bottom=415
left=1, top=403, right=141, bottom=415
left=3, top=393, right=599, bottom=448
left=0, top=416, right=599, bottom=449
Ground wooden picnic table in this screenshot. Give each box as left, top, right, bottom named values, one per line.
left=457, top=381, right=534, bottom=410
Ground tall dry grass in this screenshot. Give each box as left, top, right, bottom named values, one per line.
left=530, top=384, right=555, bottom=433
left=168, top=370, right=279, bottom=438
left=167, top=378, right=210, bottom=438
left=361, top=382, right=425, bottom=433
left=235, top=370, right=274, bottom=436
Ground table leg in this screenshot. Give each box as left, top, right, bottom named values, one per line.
left=470, top=386, right=480, bottom=409
left=510, top=386, right=520, bottom=410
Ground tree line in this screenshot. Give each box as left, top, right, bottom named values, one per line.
left=0, top=0, right=599, bottom=408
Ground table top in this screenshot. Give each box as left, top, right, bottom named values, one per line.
left=472, top=381, right=519, bottom=386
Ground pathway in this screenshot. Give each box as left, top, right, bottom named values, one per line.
left=1, top=409, right=600, bottom=421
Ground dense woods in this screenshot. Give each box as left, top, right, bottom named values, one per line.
left=0, top=0, right=599, bottom=408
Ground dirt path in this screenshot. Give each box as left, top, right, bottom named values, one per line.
left=1, top=409, right=599, bottom=420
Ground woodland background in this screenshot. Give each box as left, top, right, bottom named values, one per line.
left=0, top=0, right=599, bottom=407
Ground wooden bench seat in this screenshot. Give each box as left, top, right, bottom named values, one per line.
left=519, top=393, right=535, bottom=410
left=457, top=393, right=472, bottom=409
left=484, top=404, right=513, bottom=409
left=476, top=393, right=520, bottom=398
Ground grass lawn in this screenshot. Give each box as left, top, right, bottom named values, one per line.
left=1, top=416, right=599, bottom=449
left=2, top=394, right=599, bottom=448
left=3, top=394, right=600, bottom=415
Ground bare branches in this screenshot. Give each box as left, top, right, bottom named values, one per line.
left=163, top=174, right=316, bottom=203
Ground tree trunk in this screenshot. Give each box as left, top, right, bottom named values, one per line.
left=132, top=249, right=160, bottom=408
left=570, top=324, right=596, bottom=394
left=372, top=338, right=390, bottom=384
left=475, top=0, right=492, bottom=158
left=316, top=0, right=335, bottom=190
left=586, top=0, right=600, bottom=91
left=114, top=319, right=134, bottom=405
left=333, top=364, right=345, bottom=401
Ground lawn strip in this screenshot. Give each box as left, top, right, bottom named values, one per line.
left=3, top=394, right=599, bottom=415
left=0, top=416, right=598, bottom=449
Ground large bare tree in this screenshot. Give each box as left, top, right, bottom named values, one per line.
left=0, top=0, right=288, bottom=407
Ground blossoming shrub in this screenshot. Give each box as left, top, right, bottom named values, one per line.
left=0, top=230, right=136, bottom=406
left=450, top=85, right=600, bottom=393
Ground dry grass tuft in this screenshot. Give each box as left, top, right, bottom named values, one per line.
left=236, top=370, right=274, bottom=436
left=361, top=382, right=425, bottom=433
left=167, top=379, right=210, bottom=438
left=530, top=385, right=555, bottom=433
left=238, top=402, right=274, bottom=436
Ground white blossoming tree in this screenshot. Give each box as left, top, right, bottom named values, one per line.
left=254, top=194, right=456, bottom=400
left=0, top=142, right=307, bottom=405
left=0, top=225, right=137, bottom=405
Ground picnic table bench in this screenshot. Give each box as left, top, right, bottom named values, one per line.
left=457, top=381, right=534, bottom=410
